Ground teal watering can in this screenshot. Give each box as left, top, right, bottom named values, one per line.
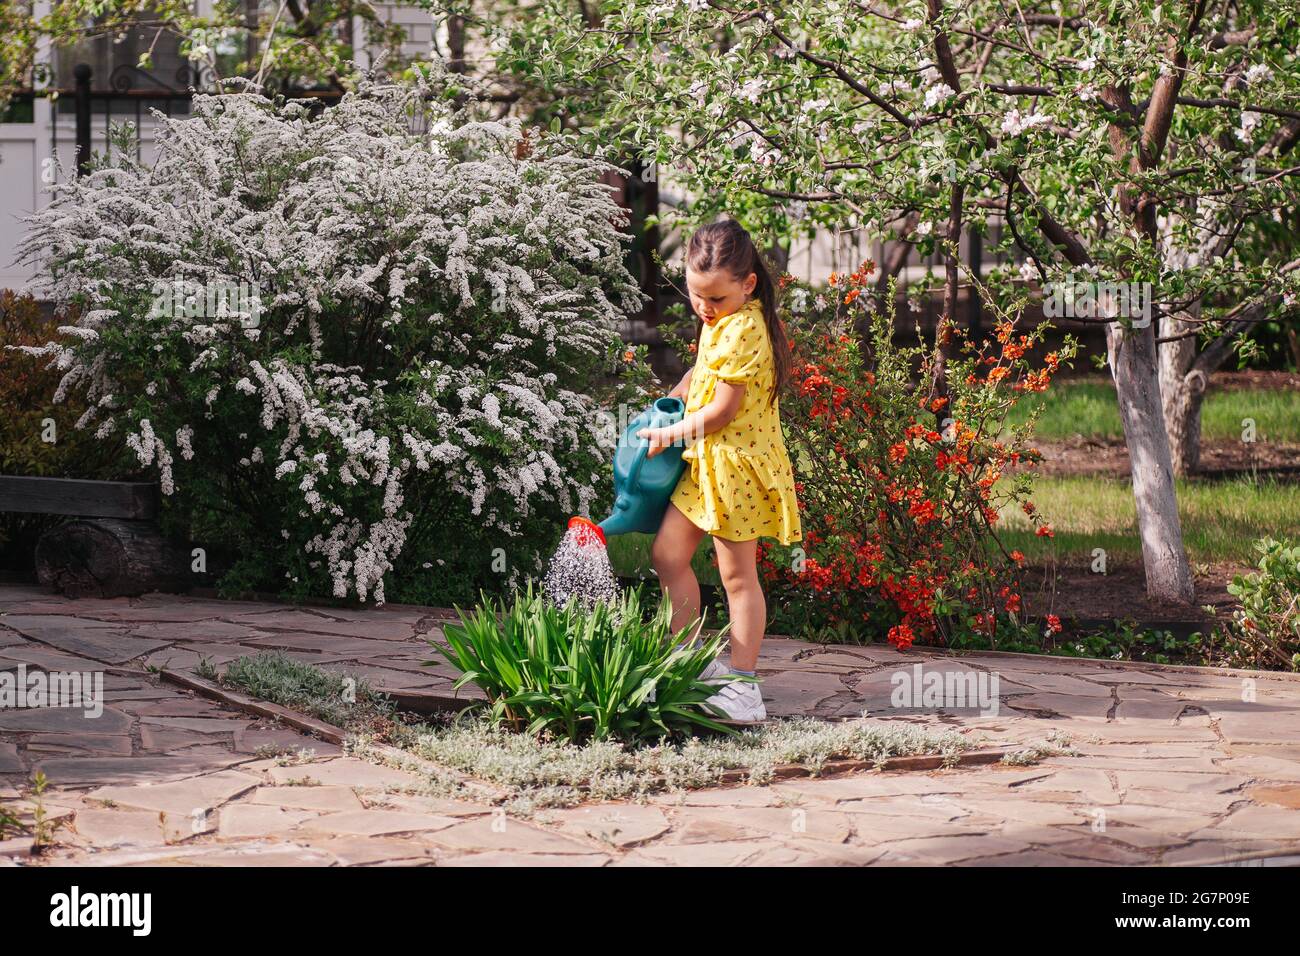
left=569, top=397, right=688, bottom=546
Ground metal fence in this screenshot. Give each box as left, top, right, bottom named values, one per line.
left=63, top=63, right=346, bottom=173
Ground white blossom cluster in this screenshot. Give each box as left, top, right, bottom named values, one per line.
left=999, top=108, right=1055, bottom=137
left=19, top=80, right=644, bottom=602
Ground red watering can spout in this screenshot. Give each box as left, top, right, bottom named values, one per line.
left=567, top=515, right=607, bottom=548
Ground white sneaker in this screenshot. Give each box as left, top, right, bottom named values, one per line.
left=698, top=656, right=729, bottom=682
left=649, top=646, right=726, bottom=703
left=675, top=640, right=728, bottom=682
left=703, top=677, right=766, bottom=723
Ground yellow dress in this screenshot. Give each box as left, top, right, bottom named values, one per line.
left=669, top=297, right=802, bottom=544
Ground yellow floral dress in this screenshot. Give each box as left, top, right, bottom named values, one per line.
left=669, top=297, right=802, bottom=544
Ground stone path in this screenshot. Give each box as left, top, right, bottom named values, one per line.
left=3, top=584, right=1300, bottom=866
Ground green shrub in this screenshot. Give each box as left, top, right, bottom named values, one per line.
left=436, top=585, right=736, bottom=742
left=1214, top=537, right=1300, bottom=670
left=1050, top=619, right=1208, bottom=666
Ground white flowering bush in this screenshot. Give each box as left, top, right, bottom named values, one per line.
left=19, top=80, right=648, bottom=603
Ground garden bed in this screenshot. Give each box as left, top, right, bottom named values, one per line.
left=168, top=653, right=1026, bottom=812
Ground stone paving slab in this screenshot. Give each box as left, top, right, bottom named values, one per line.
left=3, top=584, right=1300, bottom=867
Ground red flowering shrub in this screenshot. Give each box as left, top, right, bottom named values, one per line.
left=759, top=268, right=1078, bottom=651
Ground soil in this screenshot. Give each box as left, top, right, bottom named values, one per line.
left=1031, top=436, right=1300, bottom=480
left=1209, top=369, right=1300, bottom=392
left=1061, top=368, right=1299, bottom=391
left=1020, top=560, right=1246, bottom=626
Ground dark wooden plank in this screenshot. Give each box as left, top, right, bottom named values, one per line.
left=36, top=517, right=184, bottom=597
left=0, top=475, right=158, bottom=519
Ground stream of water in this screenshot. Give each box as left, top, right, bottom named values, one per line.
left=541, top=520, right=620, bottom=609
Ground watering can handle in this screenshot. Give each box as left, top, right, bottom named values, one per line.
left=623, top=396, right=683, bottom=509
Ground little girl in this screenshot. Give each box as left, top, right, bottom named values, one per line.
left=637, top=218, right=801, bottom=722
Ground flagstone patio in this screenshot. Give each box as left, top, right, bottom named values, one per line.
left=2, top=583, right=1300, bottom=867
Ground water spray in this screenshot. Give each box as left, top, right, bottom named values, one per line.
left=543, top=397, right=688, bottom=607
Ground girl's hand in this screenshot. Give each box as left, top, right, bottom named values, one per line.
left=636, top=427, right=674, bottom=458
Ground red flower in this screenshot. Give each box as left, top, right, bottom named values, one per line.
left=887, top=623, right=915, bottom=650
left=909, top=499, right=938, bottom=524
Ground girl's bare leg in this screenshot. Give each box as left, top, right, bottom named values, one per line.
left=651, top=503, right=708, bottom=637
left=712, top=536, right=764, bottom=671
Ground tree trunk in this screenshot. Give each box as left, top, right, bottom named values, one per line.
left=447, top=13, right=468, bottom=74
left=1158, top=309, right=1208, bottom=475
left=1107, top=322, right=1196, bottom=604
left=35, top=518, right=187, bottom=599
left=1162, top=367, right=1208, bottom=475
left=930, top=183, right=963, bottom=426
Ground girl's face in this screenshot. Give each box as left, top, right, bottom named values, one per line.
left=685, top=266, right=756, bottom=324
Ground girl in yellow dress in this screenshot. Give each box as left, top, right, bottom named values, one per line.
left=636, top=218, right=802, bottom=722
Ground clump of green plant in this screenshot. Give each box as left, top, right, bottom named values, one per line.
left=2, top=771, right=66, bottom=852
left=1000, top=733, right=1077, bottom=766
left=1050, top=619, right=1207, bottom=666
left=351, top=712, right=973, bottom=809
left=194, top=656, right=219, bottom=681
left=205, top=652, right=396, bottom=732
left=28, top=771, right=58, bottom=849
left=1211, top=537, right=1300, bottom=671
left=436, top=585, right=737, bottom=742
left=0, top=802, right=22, bottom=839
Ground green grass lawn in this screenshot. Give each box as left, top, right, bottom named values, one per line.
left=607, top=379, right=1297, bottom=581
left=1004, top=379, right=1300, bottom=443
left=996, top=475, right=1300, bottom=563
left=607, top=532, right=722, bottom=585
left=608, top=475, right=1298, bottom=581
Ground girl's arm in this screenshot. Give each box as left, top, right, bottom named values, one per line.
left=638, top=381, right=744, bottom=458
left=667, top=367, right=692, bottom=400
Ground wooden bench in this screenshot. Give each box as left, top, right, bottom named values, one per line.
left=0, top=476, right=186, bottom=598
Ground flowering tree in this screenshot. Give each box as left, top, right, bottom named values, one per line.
left=496, top=0, right=1300, bottom=604
left=17, top=79, right=647, bottom=603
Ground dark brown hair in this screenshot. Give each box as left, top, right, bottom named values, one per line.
left=685, top=218, right=790, bottom=403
